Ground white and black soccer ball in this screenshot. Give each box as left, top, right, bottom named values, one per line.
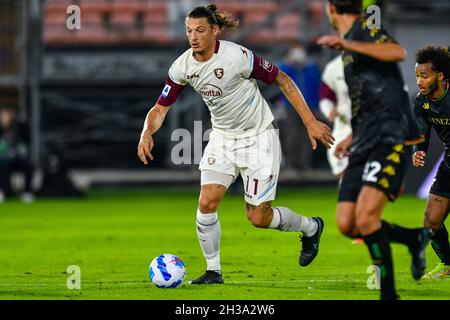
left=149, top=253, right=186, bottom=288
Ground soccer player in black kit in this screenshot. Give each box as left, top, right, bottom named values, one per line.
left=412, top=46, right=450, bottom=279
left=318, top=0, right=432, bottom=300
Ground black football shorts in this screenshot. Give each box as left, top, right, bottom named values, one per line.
left=429, top=163, right=450, bottom=199
left=338, top=143, right=408, bottom=202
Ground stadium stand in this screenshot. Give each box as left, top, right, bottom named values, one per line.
left=43, top=0, right=305, bottom=45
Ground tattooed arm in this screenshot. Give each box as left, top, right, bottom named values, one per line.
left=274, top=70, right=335, bottom=149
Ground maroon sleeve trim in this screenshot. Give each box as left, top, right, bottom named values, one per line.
left=157, top=76, right=186, bottom=106
left=250, top=55, right=279, bottom=85
left=319, top=81, right=337, bottom=103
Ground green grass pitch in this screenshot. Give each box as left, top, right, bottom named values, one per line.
left=0, top=186, right=448, bottom=300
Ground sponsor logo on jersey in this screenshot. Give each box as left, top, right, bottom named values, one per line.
left=241, top=48, right=248, bottom=57
left=161, top=84, right=171, bottom=98
left=259, top=58, right=273, bottom=72
left=214, top=68, right=224, bottom=79
left=199, top=84, right=222, bottom=98
left=187, top=73, right=199, bottom=80
left=429, top=117, right=450, bottom=125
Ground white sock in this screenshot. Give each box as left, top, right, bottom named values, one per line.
left=268, top=207, right=281, bottom=228
left=272, top=206, right=318, bottom=236
left=196, top=209, right=221, bottom=272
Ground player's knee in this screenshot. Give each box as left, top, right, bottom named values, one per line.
left=423, top=214, right=442, bottom=232
left=337, top=220, right=357, bottom=238
left=246, top=211, right=268, bottom=228
left=354, top=209, right=375, bottom=232
left=355, top=218, right=376, bottom=233
left=198, top=185, right=225, bottom=213
left=337, top=207, right=359, bottom=238
left=245, top=202, right=272, bottom=228
left=198, top=196, right=220, bottom=213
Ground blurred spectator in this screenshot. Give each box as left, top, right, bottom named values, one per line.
left=307, top=0, right=330, bottom=40
left=0, top=106, right=34, bottom=203
left=277, top=43, right=322, bottom=173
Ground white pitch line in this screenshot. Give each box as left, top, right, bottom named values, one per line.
left=0, top=280, right=356, bottom=287
left=0, top=277, right=435, bottom=287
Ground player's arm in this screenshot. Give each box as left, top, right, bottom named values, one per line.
left=138, top=103, right=171, bottom=165
left=245, top=52, right=334, bottom=149
left=274, top=70, right=335, bottom=149
left=317, top=35, right=406, bottom=62
left=343, top=39, right=406, bottom=62
left=138, top=75, right=185, bottom=165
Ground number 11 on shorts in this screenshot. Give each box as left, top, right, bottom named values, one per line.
left=246, top=176, right=259, bottom=195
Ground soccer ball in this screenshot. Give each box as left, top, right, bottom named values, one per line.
left=148, top=253, right=186, bottom=288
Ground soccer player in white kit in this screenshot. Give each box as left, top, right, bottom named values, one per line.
left=319, top=54, right=352, bottom=178
left=137, top=4, right=334, bottom=284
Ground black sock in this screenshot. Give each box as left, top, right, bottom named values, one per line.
left=381, top=220, right=417, bottom=248
left=363, top=228, right=398, bottom=300
left=431, top=225, right=450, bottom=265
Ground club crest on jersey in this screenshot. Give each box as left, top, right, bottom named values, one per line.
left=208, top=157, right=216, bottom=165
left=161, top=84, right=171, bottom=98
left=259, top=58, right=273, bottom=72
left=422, top=102, right=430, bottom=110
left=214, top=68, right=224, bottom=79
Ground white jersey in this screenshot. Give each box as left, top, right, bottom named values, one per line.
left=322, top=56, right=352, bottom=136
left=166, top=40, right=275, bottom=138
left=321, top=55, right=352, bottom=140
left=320, top=55, right=352, bottom=176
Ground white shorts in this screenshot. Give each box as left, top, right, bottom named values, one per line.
left=327, top=126, right=351, bottom=176
left=199, top=127, right=281, bottom=206
left=327, top=145, right=349, bottom=176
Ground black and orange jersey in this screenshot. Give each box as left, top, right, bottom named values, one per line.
left=342, top=15, right=421, bottom=158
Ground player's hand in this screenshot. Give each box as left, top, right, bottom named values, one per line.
left=335, top=134, right=352, bottom=159
left=412, top=151, right=426, bottom=167
left=137, top=131, right=155, bottom=165
left=307, top=120, right=335, bottom=150
left=317, top=35, right=348, bottom=51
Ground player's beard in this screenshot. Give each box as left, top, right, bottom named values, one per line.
left=192, top=47, right=204, bottom=55
left=192, top=40, right=213, bottom=56
left=427, top=78, right=440, bottom=97
left=420, top=77, right=438, bottom=96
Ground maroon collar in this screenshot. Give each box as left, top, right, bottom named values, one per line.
left=214, top=40, right=220, bottom=53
